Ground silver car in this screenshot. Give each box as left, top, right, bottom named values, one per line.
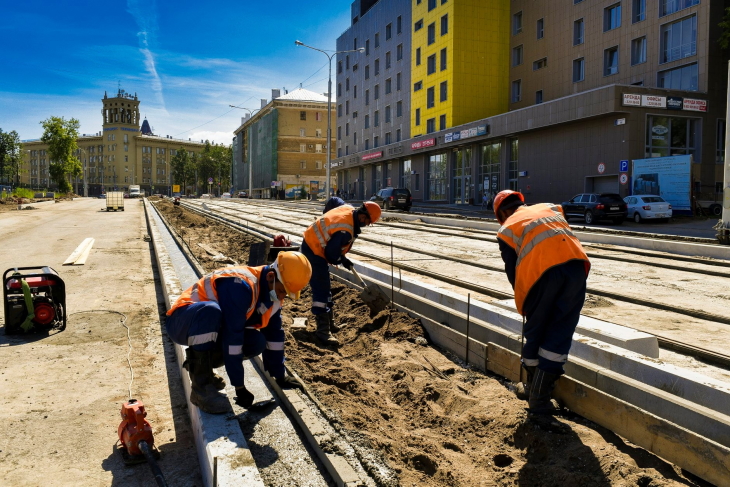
left=623, top=195, right=672, bottom=223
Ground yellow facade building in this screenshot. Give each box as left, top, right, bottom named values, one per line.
left=410, top=0, right=510, bottom=137
left=20, top=89, right=206, bottom=195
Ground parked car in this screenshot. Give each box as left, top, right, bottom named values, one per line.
left=624, top=195, right=672, bottom=222
left=237, top=191, right=248, bottom=198
left=561, top=193, right=628, bottom=224
left=97, top=193, right=106, bottom=199
left=370, top=187, right=412, bottom=211
left=221, top=192, right=232, bottom=198
left=200, top=194, right=213, bottom=199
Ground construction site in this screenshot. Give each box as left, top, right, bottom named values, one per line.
left=1, top=195, right=729, bottom=487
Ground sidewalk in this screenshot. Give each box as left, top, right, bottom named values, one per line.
left=0, top=198, right=201, bottom=486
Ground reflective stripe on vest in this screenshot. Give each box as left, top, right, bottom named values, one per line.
left=497, top=203, right=589, bottom=315
left=167, top=266, right=262, bottom=317
left=303, top=205, right=355, bottom=259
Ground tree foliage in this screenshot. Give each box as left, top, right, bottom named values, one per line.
left=170, top=147, right=194, bottom=192
left=40, top=116, right=81, bottom=193
left=721, top=7, right=730, bottom=50
left=198, top=141, right=232, bottom=194
left=0, top=128, right=22, bottom=186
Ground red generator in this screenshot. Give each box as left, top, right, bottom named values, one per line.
left=3, top=266, right=66, bottom=335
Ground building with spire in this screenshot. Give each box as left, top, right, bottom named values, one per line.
left=20, top=89, right=207, bottom=196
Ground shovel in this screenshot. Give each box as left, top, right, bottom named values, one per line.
left=350, top=267, right=390, bottom=314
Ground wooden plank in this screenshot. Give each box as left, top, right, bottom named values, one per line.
left=487, top=342, right=521, bottom=382
left=63, top=237, right=94, bottom=265
left=73, top=238, right=95, bottom=265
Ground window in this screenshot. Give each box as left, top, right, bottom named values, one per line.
left=366, top=39, right=370, bottom=55
left=533, top=58, right=547, bottom=70
left=511, top=80, right=521, bottom=103
left=374, top=111, right=380, bottom=127
left=604, top=4, right=622, bottom=32
left=397, top=129, right=402, bottom=142
left=375, top=32, right=380, bottom=48
left=346, top=100, right=349, bottom=115
left=415, top=19, right=423, bottom=31
left=365, top=65, right=370, bottom=79
left=346, top=123, right=350, bottom=136
left=440, top=81, right=447, bottom=102
left=374, top=136, right=379, bottom=148
left=513, top=11, right=523, bottom=35
left=631, top=36, right=647, bottom=65
left=428, top=23, right=436, bottom=44
left=299, top=160, right=306, bottom=169
left=365, top=115, right=370, bottom=129
left=574, top=19, right=584, bottom=45
left=415, top=108, right=421, bottom=126
left=440, top=48, right=447, bottom=70
left=537, top=18, right=544, bottom=39
left=338, top=104, right=342, bottom=117
left=397, top=72, right=402, bottom=90
left=354, top=38, right=358, bottom=50
left=300, top=144, right=306, bottom=152
left=346, top=78, right=349, bottom=91
left=374, top=84, right=380, bottom=100
left=354, top=85, right=358, bottom=98
left=604, top=46, right=619, bottom=76
left=353, top=63, right=358, bottom=72
left=365, top=89, right=370, bottom=105
left=645, top=115, right=698, bottom=159
left=657, top=63, right=698, bottom=91
left=300, top=128, right=306, bottom=137
left=300, top=111, right=307, bottom=120
left=441, top=14, right=448, bottom=35
left=316, top=161, right=322, bottom=169
left=660, top=15, right=697, bottom=63
left=397, top=101, right=403, bottom=117
left=385, top=132, right=392, bottom=145
left=365, top=139, right=370, bottom=150
left=386, top=51, right=391, bottom=69
left=354, top=132, right=357, bottom=145
left=316, top=144, right=322, bottom=153
left=427, top=54, right=436, bottom=74
left=536, top=90, right=543, bottom=104
left=386, top=23, right=392, bottom=40
left=512, top=45, right=523, bottom=66
left=397, top=43, right=403, bottom=61
left=633, top=0, right=646, bottom=22
left=385, top=78, right=392, bottom=94
left=385, top=105, right=391, bottom=123
left=316, top=128, right=322, bottom=136
left=439, top=114, right=446, bottom=131
left=397, top=16, right=402, bottom=34
left=660, top=0, right=699, bottom=17
left=427, top=87, right=435, bottom=108
left=337, top=83, right=342, bottom=97
left=428, top=0, right=436, bottom=11
left=573, top=58, right=585, bottom=82
left=718, top=120, right=726, bottom=163
left=414, top=81, right=423, bottom=91
left=427, top=118, right=436, bottom=134
left=416, top=48, right=421, bottom=65
left=375, top=59, right=380, bottom=75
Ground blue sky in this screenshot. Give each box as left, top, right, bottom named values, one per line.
left=0, top=0, right=351, bottom=143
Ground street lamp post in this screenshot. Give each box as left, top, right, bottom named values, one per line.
left=294, top=40, right=364, bottom=199
left=229, top=105, right=261, bottom=198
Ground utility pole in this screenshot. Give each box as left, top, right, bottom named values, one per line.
left=720, top=60, right=730, bottom=244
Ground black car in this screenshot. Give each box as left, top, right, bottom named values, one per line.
left=370, top=187, right=412, bottom=211
left=561, top=193, right=628, bottom=224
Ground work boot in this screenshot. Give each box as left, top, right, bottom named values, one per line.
left=314, top=313, right=339, bottom=345
left=186, top=349, right=230, bottom=414
left=528, top=368, right=561, bottom=415
left=184, top=350, right=226, bottom=391
left=515, top=364, right=536, bottom=401
left=328, top=309, right=341, bottom=332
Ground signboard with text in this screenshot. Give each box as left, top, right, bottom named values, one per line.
left=623, top=93, right=706, bottom=112
left=362, top=151, right=383, bottom=161
left=642, top=95, right=666, bottom=108
left=683, top=98, right=707, bottom=112
left=411, top=138, right=436, bottom=150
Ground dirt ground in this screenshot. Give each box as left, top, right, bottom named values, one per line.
left=152, top=200, right=707, bottom=487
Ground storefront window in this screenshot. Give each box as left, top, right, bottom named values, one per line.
left=427, top=153, right=447, bottom=201
left=479, top=143, right=501, bottom=199
left=645, top=116, right=698, bottom=159
left=508, top=139, right=519, bottom=190
left=401, top=159, right=412, bottom=189
left=453, top=148, right=472, bottom=204
left=374, top=164, right=382, bottom=193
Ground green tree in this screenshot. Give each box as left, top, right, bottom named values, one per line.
left=170, top=147, right=192, bottom=192
left=0, top=129, right=23, bottom=186
left=197, top=141, right=232, bottom=195
left=720, top=7, right=730, bottom=50
left=40, top=117, right=81, bottom=193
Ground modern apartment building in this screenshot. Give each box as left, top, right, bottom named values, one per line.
left=20, top=89, right=206, bottom=196
left=232, top=88, right=335, bottom=199
left=331, top=0, right=728, bottom=208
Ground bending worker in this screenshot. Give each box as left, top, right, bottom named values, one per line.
left=494, top=190, right=591, bottom=415
left=301, top=201, right=382, bottom=345
left=165, top=252, right=312, bottom=414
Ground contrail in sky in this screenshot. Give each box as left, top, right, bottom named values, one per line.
left=127, top=0, right=166, bottom=110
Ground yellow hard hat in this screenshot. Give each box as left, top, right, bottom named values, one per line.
left=271, top=251, right=312, bottom=300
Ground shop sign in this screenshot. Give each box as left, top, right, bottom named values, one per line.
left=623, top=94, right=641, bottom=106
left=666, top=96, right=683, bottom=110
left=477, top=125, right=488, bottom=136
left=460, top=129, right=470, bottom=139
left=642, top=95, right=666, bottom=108
left=362, top=151, right=383, bottom=161
left=683, top=98, right=707, bottom=112
left=446, top=132, right=462, bottom=142
left=411, top=138, right=436, bottom=150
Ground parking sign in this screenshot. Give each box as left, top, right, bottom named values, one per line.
left=620, top=160, right=629, bottom=172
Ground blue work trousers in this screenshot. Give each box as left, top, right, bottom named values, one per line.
left=521, top=261, right=587, bottom=375
left=301, top=242, right=332, bottom=315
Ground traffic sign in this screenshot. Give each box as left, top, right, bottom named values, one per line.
left=208, top=177, right=213, bottom=183
left=620, top=174, right=628, bottom=185
left=597, top=163, right=606, bottom=174
left=620, top=160, right=629, bottom=172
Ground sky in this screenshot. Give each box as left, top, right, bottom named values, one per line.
left=0, top=0, right=351, bottom=143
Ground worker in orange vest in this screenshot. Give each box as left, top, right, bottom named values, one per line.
left=301, top=201, right=382, bottom=345
left=165, top=252, right=312, bottom=414
left=494, top=190, right=591, bottom=415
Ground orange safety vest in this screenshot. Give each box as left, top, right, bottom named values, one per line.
left=303, top=205, right=355, bottom=260
left=166, top=265, right=279, bottom=329
left=497, top=203, right=590, bottom=315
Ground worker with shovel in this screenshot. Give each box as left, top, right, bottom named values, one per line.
left=494, top=190, right=591, bottom=415
left=301, top=201, right=382, bottom=345
left=165, top=251, right=312, bottom=414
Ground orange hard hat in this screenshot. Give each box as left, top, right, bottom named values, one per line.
left=493, top=190, right=525, bottom=223
left=362, top=201, right=382, bottom=224
left=270, top=251, right=312, bottom=300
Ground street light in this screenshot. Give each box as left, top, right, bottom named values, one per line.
left=294, top=40, right=364, bottom=199
left=229, top=105, right=261, bottom=198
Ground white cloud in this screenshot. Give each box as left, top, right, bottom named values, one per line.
left=127, top=0, right=165, bottom=109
